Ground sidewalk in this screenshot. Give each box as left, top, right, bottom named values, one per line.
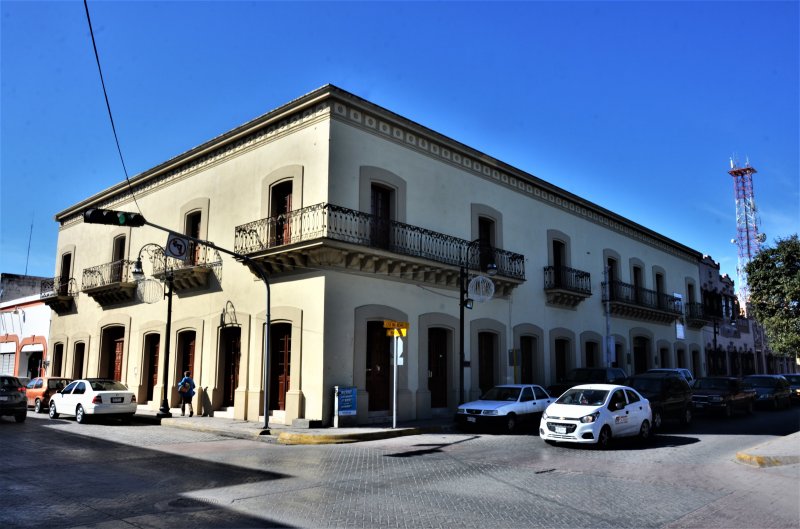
left=735, top=431, right=800, bottom=467
left=133, top=406, right=455, bottom=444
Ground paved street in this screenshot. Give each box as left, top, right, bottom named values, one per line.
left=2, top=408, right=799, bottom=529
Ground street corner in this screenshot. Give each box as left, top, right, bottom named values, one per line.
left=735, top=451, right=800, bottom=468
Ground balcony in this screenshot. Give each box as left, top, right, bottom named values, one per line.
left=543, top=265, right=592, bottom=308
left=40, top=276, right=77, bottom=314
left=149, top=242, right=223, bottom=292
left=684, top=302, right=711, bottom=328
left=234, top=202, right=526, bottom=295
left=602, top=280, right=683, bottom=324
left=82, top=259, right=137, bottom=306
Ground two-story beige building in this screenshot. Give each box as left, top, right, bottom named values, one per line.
left=44, top=85, right=709, bottom=426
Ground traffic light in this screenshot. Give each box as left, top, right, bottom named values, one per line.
left=83, top=208, right=146, bottom=227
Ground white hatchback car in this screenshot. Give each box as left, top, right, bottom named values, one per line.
left=539, top=384, right=652, bottom=448
left=49, top=378, right=137, bottom=424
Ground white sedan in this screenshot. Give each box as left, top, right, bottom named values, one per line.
left=539, top=384, right=652, bottom=448
left=49, top=378, right=137, bottom=424
left=456, top=384, right=554, bottom=433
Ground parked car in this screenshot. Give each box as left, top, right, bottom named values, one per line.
left=546, top=367, right=628, bottom=398
left=741, top=375, right=792, bottom=410
left=691, top=377, right=756, bottom=417
left=647, top=368, right=695, bottom=386
left=777, top=373, right=800, bottom=404
left=540, top=384, right=652, bottom=449
left=49, top=378, right=137, bottom=424
left=456, top=384, right=554, bottom=433
left=25, top=377, right=72, bottom=413
left=0, top=375, right=27, bottom=423
left=625, top=372, right=693, bottom=429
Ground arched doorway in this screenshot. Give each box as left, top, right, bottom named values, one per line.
left=100, top=327, right=125, bottom=380
left=478, top=332, right=497, bottom=395
left=73, top=343, right=85, bottom=379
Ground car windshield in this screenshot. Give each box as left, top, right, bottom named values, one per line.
left=89, top=380, right=129, bottom=392
left=743, top=377, right=776, bottom=388
left=628, top=378, right=662, bottom=393
left=782, top=375, right=800, bottom=384
left=567, top=369, right=606, bottom=383
left=694, top=379, right=730, bottom=391
left=480, top=387, right=521, bottom=402
left=556, top=388, right=608, bottom=406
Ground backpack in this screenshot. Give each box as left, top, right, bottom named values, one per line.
left=178, top=381, right=190, bottom=393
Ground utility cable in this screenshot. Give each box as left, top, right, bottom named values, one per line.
left=82, top=0, right=142, bottom=214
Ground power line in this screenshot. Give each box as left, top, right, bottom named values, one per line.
left=82, top=0, right=142, bottom=213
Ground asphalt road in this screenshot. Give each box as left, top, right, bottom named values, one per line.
left=2, top=407, right=799, bottom=529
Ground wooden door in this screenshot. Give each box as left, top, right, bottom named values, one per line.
left=270, top=323, right=291, bottom=411
left=478, top=332, right=495, bottom=395
left=113, top=338, right=124, bottom=381
left=428, top=328, right=448, bottom=408
left=221, top=328, right=241, bottom=407
left=370, top=185, right=391, bottom=249
left=366, top=321, right=390, bottom=411
left=147, top=336, right=159, bottom=402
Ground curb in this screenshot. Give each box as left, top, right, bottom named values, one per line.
left=735, top=451, right=800, bottom=468
left=276, top=426, right=433, bottom=445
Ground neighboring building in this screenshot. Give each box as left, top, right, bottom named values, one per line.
left=48, top=85, right=710, bottom=426
left=697, top=256, right=793, bottom=376
left=1, top=274, right=51, bottom=378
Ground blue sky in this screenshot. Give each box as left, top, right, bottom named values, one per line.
left=2, top=1, right=798, bottom=287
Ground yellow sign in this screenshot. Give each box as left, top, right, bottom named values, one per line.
left=386, top=328, right=407, bottom=337
left=383, top=320, right=409, bottom=330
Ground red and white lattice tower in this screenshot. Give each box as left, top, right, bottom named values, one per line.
left=728, top=158, right=765, bottom=315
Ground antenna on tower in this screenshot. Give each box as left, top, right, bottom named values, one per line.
left=728, top=159, right=764, bottom=316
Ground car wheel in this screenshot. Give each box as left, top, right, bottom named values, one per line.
left=34, top=398, right=43, bottom=414
left=75, top=405, right=88, bottom=424
left=15, top=412, right=26, bottom=423
left=596, top=426, right=612, bottom=449
left=49, top=402, right=59, bottom=419
left=505, top=414, right=517, bottom=434
left=639, top=419, right=652, bottom=442
left=652, top=409, right=663, bottom=430
left=680, top=406, right=693, bottom=426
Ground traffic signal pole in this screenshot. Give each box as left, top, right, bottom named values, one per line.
left=83, top=209, right=273, bottom=429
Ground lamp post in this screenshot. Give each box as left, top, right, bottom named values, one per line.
left=459, top=238, right=498, bottom=404
left=132, top=244, right=173, bottom=418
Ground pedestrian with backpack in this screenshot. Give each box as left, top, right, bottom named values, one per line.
left=177, top=370, right=195, bottom=417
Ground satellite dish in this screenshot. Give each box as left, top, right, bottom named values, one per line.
left=136, top=279, right=164, bottom=304
left=468, top=275, right=495, bottom=303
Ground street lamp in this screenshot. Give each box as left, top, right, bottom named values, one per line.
left=132, top=244, right=173, bottom=418
left=459, top=238, right=498, bottom=404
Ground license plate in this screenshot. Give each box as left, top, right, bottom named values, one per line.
left=111, top=397, right=124, bottom=403
left=555, top=426, right=566, bottom=434
left=0, top=396, right=8, bottom=401
left=467, top=417, right=476, bottom=423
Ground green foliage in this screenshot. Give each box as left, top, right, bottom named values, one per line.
left=745, top=235, right=800, bottom=357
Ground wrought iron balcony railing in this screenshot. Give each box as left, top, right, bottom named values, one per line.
left=234, top=202, right=526, bottom=279
left=82, top=259, right=136, bottom=290
left=150, top=241, right=223, bottom=276
left=602, top=279, right=683, bottom=320
left=41, top=276, right=77, bottom=299
left=543, top=266, right=591, bottom=294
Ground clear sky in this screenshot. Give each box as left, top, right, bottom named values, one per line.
left=2, top=1, right=798, bottom=287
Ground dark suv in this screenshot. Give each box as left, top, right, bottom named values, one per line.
left=742, top=375, right=792, bottom=410
left=691, top=377, right=756, bottom=417
left=626, top=372, right=692, bottom=430
left=0, top=375, right=28, bottom=423
left=547, top=367, right=628, bottom=398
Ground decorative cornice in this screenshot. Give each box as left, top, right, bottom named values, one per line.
left=58, top=84, right=703, bottom=266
